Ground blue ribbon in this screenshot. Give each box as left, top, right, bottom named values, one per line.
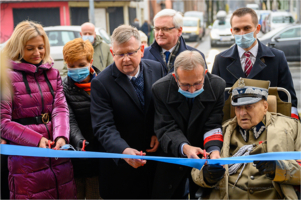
left=1, top=144, right=300, bottom=170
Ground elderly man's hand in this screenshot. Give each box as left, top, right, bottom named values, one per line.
left=183, top=144, right=204, bottom=159
left=123, top=148, right=147, bottom=168
left=254, top=161, right=276, bottom=179
left=146, top=135, right=159, bottom=153
left=203, top=164, right=225, bottom=185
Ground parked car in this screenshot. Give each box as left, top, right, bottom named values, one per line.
left=210, top=18, right=234, bottom=47
left=266, top=12, right=295, bottom=33
left=184, top=11, right=206, bottom=37
left=43, top=26, right=111, bottom=73
left=259, top=24, right=301, bottom=62
left=182, top=17, right=203, bottom=42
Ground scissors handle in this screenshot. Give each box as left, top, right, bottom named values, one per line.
left=81, top=140, right=86, bottom=151
left=48, top=140, right=55, bottom=149
left=140, top=151, right=144, bottom=166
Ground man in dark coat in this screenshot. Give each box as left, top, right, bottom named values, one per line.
left=90, top=25, right=164, bottom=199
left=212, top=8, right=299, bottom=119
left=151, top=50, right=226, bottom=199
left=143, top=9, right=207, bottom=75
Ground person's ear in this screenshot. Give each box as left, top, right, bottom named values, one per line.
left=90, top=59, right=93, bottom=65
left=140, top=44, right=145, bottom=58
left=205, top=69, right=208, bottom=75
left=263, top=100, right=268, bottom=113
left=230, top=28, right=233, bottom=35
left=110, top=48, right=114, bottom=57
left=178, top=27, right=183, bottom=37
left=80, top=32, right=83, bottom=37
left=255, top=24, right=261, bottom=35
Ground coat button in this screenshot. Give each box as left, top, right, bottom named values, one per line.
left=169, top=185, right=173, bottom=189
left=250, top=176, right=254, bottom=180
left=250, top=190, right=254, bottom=194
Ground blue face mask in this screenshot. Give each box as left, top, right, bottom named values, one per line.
left=178, top=87, right=204, bottom=98
left=68, top=66, right=90, bottom=83
left=234, top=31, right=256, bottom=49
left=82, top=35, right=94, bottom=43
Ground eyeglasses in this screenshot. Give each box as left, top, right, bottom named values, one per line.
left=113, top=46, right=141, bottom=59
left=153, top=27, right=176, bottom=32
left=177, top=79, right=204, bottom=91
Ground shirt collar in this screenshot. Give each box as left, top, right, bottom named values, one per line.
left=237, top=40, right=259, bottom=58
left=127, top=64, right=140, bottom=80
left=162, top=45, right=176, bottom=53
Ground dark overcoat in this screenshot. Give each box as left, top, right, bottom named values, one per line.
left=90, top=59, right=164, bottom=199
left=212, top=40, right=298, bottom=109
left=143, top=36, right=207, bottom=74
left=151, top=73, right=226, bottom=199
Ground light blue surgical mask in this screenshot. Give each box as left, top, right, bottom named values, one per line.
left=234, top=32, right=256, bottom=49
left=178, top=87, right=204, bottom=98
left=82, top=35, right=94, bottom=43
left=68, top=66, right=90, bottom=83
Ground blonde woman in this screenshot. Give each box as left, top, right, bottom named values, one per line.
left=1, top=20, right=76, bottom=199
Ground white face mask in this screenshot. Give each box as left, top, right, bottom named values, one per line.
left=82, top=35, right=94, bottom=43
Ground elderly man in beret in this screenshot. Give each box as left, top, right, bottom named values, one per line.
left=192, top=78, right=301, bottom=199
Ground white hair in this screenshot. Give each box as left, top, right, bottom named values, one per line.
left=153, top=9, right=183, bottom=28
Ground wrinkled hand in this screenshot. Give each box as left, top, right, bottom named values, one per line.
left=209, top=150, right=221, bottom=159
left=183, top=144, right=204, bottom=159
left=146, top=135, right=159, bottom=153
left=0, top=138, right=7, bottom=144
left=123, top=148, right=146, bottom=168
left=203, top=164, right=225, bottom=185
left=76, top=139, right=89, bottom=151
left=38, top=137, right=49, bottom=148
left=254, top=161, right=276, bottom=179
left=53, top=137, right=66, bottom=150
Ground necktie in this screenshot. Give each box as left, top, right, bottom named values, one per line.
left=164, top=51, right=170, bottom=64
left=244, top=51, right=252, bottom=77
left=131, top=75, right=145, bottom=108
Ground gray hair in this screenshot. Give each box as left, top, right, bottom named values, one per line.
left=174, top=50, right=205, bottom=79
left=111, top=25, right=140, bottom=47
left=153, top=9, right=183, bottom=28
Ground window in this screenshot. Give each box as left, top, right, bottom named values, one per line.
left=279, top=27, right=301, bottom=39
left=46, top=31, right=77, bottom=46
left=272, top=16, right=294, bottom=24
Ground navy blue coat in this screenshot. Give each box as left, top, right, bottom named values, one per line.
left=143, top=36, right=207, bottom=74
left=212, top=40, right=298, bottom=108
left=90, top=59, right=164, bottom=199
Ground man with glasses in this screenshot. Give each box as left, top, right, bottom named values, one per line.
left=90, top=25, right=164, bottom=198
left=143, top=9, right=207, bottom=75
left=151, top=50, right=226, bottom=199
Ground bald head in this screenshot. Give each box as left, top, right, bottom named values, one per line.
left=80, top=22, right=96, bottom=43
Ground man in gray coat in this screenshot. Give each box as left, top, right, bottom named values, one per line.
left=151, top=50, right=226, bottom=199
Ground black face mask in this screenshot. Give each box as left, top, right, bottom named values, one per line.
left=21, top=58, right=43, bottom=68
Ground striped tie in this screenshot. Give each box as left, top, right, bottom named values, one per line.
left=244, top=51, right=252, bottom=77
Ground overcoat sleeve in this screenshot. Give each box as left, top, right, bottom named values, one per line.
left=90, top=77, right=130, bottom=154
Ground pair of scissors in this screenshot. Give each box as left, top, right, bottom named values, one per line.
left=47, top=140, right=55, bottom=149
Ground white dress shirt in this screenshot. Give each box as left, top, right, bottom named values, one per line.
left=237, top=41, right=258, bottom=72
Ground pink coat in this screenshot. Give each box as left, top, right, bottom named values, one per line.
left=1, top=61, right=77, bottom=199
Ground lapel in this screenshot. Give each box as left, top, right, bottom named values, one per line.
left=112, top=63, right=144, bottom=113
left=221, top=44, right=246, bottom=79
left=248, top=40, right=275, bottom=78
left=149, top=42, right=167, bottom=70
left=187, top=74, right=217, bottom=129
left=141, top=60, right=152, bottom=113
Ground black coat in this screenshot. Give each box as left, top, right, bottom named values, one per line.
left=62, top=66, right=100, bottom=178
left=143, top=36, right=207, bottom=74
left=151, top=73, right=226, bottom=199
left=212, top=40, right=298, bottom=108
left=90, top=59, right=164, bottom=199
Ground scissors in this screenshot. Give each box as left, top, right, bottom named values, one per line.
left=47, top=140, right=55, bottom=149
left=140, top=151, right=144, bottom=166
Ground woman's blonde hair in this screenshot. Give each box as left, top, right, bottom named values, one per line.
left=63, top=38, right=94, bottom=64
left=3, top=20, right=52, bottom=64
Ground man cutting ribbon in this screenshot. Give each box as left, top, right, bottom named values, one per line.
left=192, top=78, right=301, bottom=199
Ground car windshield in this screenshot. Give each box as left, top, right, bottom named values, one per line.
left=212, top=20, right=231, bottom=29
left=183, top=20, right=198, bottom=27
left=272, top=16, right=294, bottom=23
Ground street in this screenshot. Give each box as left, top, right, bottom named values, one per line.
left=187, top=33, right=301, bottom=114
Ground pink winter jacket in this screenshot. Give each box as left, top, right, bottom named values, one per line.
left=1, top=60, right=77, bottom=199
